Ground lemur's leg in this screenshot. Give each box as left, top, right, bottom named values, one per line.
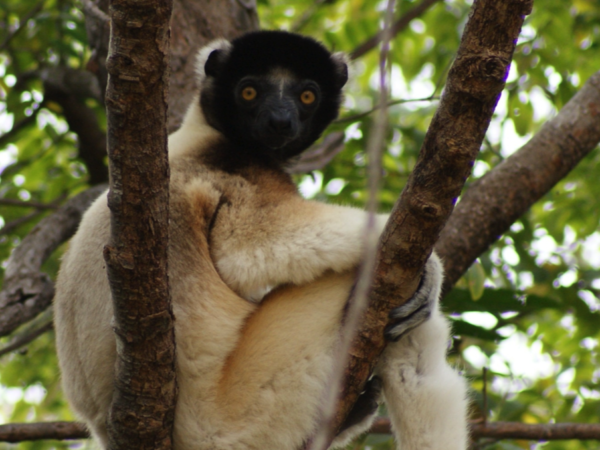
left=377, top=254, right=469, bottom=450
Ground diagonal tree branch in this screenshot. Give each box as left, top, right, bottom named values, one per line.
left=290, top=0, right=330, bottom=33
left=0, top=1, right=45, bottom=51
left=0, top=185, right=107, bottom=338
left=0, top=105, right=43, bottom=148
left=310, top=0, right=534, bottom=447
left=436, top=69, right=600, bottom=292
left=80, top=0, right=110, bottom=23
left=0, top=198, right=59, bottom=209
left=349, top=0, right=442, bottom=60
left=41, top=66, right=108, bottom=185
left=287, top=131, right=345, bottom=175
left=0, top=316, right=52, bottom=358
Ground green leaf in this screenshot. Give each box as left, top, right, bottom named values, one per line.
left=466, top=259, right=486, bottom=301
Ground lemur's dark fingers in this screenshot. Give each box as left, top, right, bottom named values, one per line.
left=338, top=376, right=383, bottom=433
left=385, top=304, right=431, bottom=342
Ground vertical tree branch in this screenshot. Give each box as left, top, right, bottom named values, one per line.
left=318, top=0, right=534, bottom=446
left=103, top=0, right=175, bottom=449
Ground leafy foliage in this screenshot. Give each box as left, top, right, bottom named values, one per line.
left=1, top=0, right=599, bottom=449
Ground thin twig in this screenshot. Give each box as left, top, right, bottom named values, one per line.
left=0, top=210, right=45, bottom=236
left=350, top=0, right=442, bottom=60
left=335, top=95, right=439, bottom=124
left=470, top=422, right=600, bottom=440
left=483, top=367, right=488, bottom=425
left=0, top=104, right=44, bottom=148
left=0, top=194, right=68, bottom=235
left=290, top=0, right=329, bottom=33
left=0, top=198, right=60, bottom=209
left=287, top=131, right=345, bottom=175
left=0, top=321, right=53, bottom=358
left=0, top=1, right=45, bottom=51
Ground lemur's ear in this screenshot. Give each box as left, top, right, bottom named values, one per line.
left=205, top=49, right=227, bottom=78
left=330, top=52, right=349, bottom=90
left=195, top=39, right=232, bottom=81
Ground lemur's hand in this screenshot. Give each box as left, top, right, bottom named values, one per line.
left=384, top=255, right=442, bottom=342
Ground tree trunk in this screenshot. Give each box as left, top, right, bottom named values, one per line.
left=102, top=0, right=175, bottom=448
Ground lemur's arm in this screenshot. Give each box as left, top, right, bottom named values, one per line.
left=210, top=198, right=388, bottom=301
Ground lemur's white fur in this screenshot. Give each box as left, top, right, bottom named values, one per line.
left=194, top=39, right=231, bottom=83
left=54, top=40, right=468, bottom=450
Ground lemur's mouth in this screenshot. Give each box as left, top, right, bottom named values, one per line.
left=261, top=134, right=295, bottom=150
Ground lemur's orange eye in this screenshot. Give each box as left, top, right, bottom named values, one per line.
left=241, top=86, right=257, bottom=101
left=300, top=90, right=316, bottom=105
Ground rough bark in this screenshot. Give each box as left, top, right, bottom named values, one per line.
left=0, top=422, right=90, bottom=443
left=102, top=0, right=175, bottom=448
left=322, top=0, right=533, bottom=445
left=436, top=69, right=600, bottom=292
left=0, top=185, right=107, bottom=337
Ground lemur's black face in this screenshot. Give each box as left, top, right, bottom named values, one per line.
left=200, top=31, right=348, bottom=163
left=233, top=70, right=322, bottom=151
